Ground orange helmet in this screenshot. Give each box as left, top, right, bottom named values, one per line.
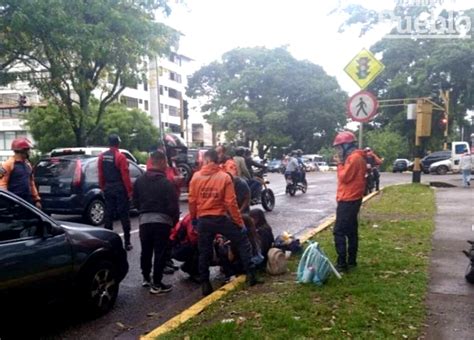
left=333, top=131, right=356, bottom=146
left=11, top=137, right=33, bottom=151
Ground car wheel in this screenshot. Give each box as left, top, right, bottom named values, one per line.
left=80, top=260, right=119, bottom=317
left=261, top=189, right=275, bottom=211
left=177, top=163, right=193, bottom=184
left=436, top=165, right=448, bottom=175
left=85, top=199, right=105, bottom=226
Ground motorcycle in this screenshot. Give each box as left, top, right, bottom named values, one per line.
left=365, top=164, right=375, bottom=195
left=285, top=169, right=308, bottom=196
left=250, top=168, right=275, bottom=211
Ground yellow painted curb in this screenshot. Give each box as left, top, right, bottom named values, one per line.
left=141, top=189, right=383, bottom=339
left=141, top=276, right=246, bottom=339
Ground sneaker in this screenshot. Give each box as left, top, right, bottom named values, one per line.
left=142, top=280, right=151, bottom=287
left=150, top=282, right=173, bottom=294
left=125, top=244, right=133, bottom=251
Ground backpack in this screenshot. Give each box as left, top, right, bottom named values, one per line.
left=297, top=242, right=341, bottom=285
left=266, top=248, right=288, bottom=275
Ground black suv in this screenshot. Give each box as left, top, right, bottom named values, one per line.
left=421, top=151, right=451, bottom=174
left=34, top=155, right=144, bottom=225
left=0, top=189, right=128, bottom=320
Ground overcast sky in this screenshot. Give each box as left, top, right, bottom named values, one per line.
left=162, top=0, right=472, bottom=95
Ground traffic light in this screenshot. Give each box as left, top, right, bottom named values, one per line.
left=441, top=113, right=448, bottom=125
left=356, top=57, right=370, bottom=79
left=18, top=95, right=27, bottom=111
left=183, top=100, right=189, bottom=120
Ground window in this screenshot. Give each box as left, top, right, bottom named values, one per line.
left=0, top=131, right=25, bottom=150
left=192, top=124, right=204, bottom=143
left=159, top=86, right=164, bottom=95
left=168, top=88, right=181, bottom=99
left=144, top=100, right=149, bottom=111
left=0, top=108, right=23, bottom=118
left=169, top=72, right=182, bottom=83
left=85, top=161, right=99, bottom=182
left=128, top=162, right=142, bottom=179
left=120, top=96, right=139, bottom=108
left=168, top=106, right=180, bottom=117
left=160, top=104, right=164, bottom=113
left=169, top=54, right=181, bottom=66
left=0, top=195, right=43, bottom=242
left=169, top=124, right=181, bottom=133
left=139, top=99, right=143, bottom=104
left=143, top=79, right=148, bottom=91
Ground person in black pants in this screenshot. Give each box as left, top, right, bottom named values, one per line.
left=133, top=151, right=179, bottom=294
left=98, top=134, right=133, bottom=250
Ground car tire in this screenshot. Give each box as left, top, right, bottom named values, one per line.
left=79, top=260, right=119, bottom=317
left=436, top=165, right=448, bottom=175
left=85, top=199, right=105, bottom=226
left=261, top=188, right=275, bottom=211
left=177, top=163, right=193, bottom=184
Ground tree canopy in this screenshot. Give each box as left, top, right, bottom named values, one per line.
left=0, top=0, right=178, bottom=146
left=187, top=47, right=347, bottom=157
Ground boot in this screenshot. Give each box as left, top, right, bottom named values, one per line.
left=201, top=280, right=213, bottom=296
left=246, top=270, right=264, bottom=286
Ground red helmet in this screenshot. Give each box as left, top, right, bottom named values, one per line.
left=333, top=131, right=356, bottom=146
left=11, top=137, right=33, bottom=151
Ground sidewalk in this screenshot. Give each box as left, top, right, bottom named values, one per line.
left=424, top=182, right=474, bottom=339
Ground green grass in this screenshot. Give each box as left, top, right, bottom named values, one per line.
left=160, top=184, right=435, bottom=340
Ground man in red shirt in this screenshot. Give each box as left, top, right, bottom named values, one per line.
left=98, top=134, right=133, bottom=250
left=332, top=131, right=367, bottom=272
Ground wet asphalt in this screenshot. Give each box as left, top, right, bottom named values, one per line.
left=9, top=171, right=452, bottom=339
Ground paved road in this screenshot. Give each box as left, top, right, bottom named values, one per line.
left=31, top=171, right=452, bottom=339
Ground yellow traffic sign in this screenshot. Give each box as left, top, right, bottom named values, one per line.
left=344, top=48, right=385, bottom=89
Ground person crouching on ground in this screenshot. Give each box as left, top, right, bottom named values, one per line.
left=133, top=151, right=179, bottom=294
left=332, top=131, right=367, bottom=272
left=188, top=149, right=259, bottom=296
left=170, top=213, right=200, bottom=282
left=249, top=208, right=275, bottom=263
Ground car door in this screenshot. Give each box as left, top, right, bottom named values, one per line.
left=0, top=193, right=74, bottom=304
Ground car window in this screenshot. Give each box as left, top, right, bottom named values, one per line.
left=122, top=152, right=136, bottom=162
left=35, top=158, right=76, bottom=179
left=0, top=195, right=43, bottom=242
left=128, top=162, right=142, bottom=179
left=455, top=144, right=467, bottom=155
left=85, top=159, right=99, bottom=182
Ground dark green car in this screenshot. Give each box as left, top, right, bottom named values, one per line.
left=0, top=189, right=128, bottom=323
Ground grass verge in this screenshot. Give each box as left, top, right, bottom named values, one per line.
left=159, top=184, right=435, bottom=339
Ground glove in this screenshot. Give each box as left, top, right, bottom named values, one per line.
left=240, top=225, right=248, bottom=234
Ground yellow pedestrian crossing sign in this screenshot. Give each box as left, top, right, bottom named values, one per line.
left=344, top=48, right=385, bottom=89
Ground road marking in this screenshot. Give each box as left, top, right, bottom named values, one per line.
left=140, top=188, right=383, bottom=339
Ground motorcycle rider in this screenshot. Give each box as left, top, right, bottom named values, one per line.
left=364, top=147, right=383, bottom=191
left=332, top=131, right=367, bottom=272
left=0, top=137, right=41, bottom=208
left=98, top=134, right=133, bottom=250
left=295, top=149, right=307, bottom=184
left=234, top=147, right=251, bottom=179
left=244, top=148, right=266, bottom=201
left=284, top=151, right=300, bottom=186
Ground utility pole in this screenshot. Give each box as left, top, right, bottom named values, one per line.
left=440, top=90, right=450, bottom=150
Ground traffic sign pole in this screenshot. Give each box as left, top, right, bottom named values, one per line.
left=359, top=123, right=363, bottom=149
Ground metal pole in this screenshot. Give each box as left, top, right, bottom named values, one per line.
left=155, top=56, right=163, bottom=138
left=359, top=122, right=363, bottom=148
left=179, top=92, right=185, bottom=139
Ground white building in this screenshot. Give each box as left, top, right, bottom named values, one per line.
left=0, top=51, right=212, bottom=161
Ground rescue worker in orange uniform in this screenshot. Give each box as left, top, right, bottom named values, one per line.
left=0, top=137, right=41, bottom=208
left=188, top=149, right=257, bottom=296
left=332, top=131, right=367, bottom=272
left=216, top=145, right=237, bottom=177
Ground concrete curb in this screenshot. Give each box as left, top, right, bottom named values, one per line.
left=141, top=189, right=383, bottom=339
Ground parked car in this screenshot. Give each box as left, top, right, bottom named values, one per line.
left=421, top=151, right=451, bottom=174
left=392, top=158, right=413, bottom=173
left=34, top=155, right=144, bottom=226
left=267, top=159, right=284, bottom=173
left=0, top=189, right=128, bottom=318
left=429, top=159, right=452, bottom=175
left=316, top=161, right=329, bottom=172
left=49, top=147, right=138, bottom=164
left=304, top=160, right=317, bottom=172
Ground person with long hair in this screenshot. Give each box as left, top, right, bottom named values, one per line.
left=249, top=209, right=275, bottom=262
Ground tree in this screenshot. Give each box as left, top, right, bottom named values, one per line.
left=0, top=0, right=178, bottom=146
left=187, top=47, right=347, bottom=157
left=365, top=129, right=409, bottom=171
left=27, top=102, right=159, bottom=153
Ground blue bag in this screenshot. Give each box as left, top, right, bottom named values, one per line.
left=296, top=242, right=340, bottom=285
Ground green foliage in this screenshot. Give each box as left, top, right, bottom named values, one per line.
left=0, top=0, right=178, bottom=145
left=365, top=129, right=410, bottom=171
left=26, top=102, right=159, bottom=153
left=188, top=47, right=347, bottom=157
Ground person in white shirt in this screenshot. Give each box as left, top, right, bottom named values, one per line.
left=459, top=152, right=472, bottom=187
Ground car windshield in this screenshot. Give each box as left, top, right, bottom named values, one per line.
left=35, top=158, right=76, bottom=178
